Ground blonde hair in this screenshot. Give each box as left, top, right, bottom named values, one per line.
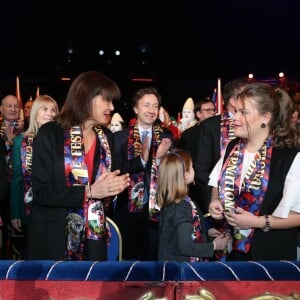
left=157, top=149, right=192, bottom=208
left=24, top=95, right=59, bottom=136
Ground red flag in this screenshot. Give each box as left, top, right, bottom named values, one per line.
left=177, top=112, right=181, bottom=125
left=16, top=76, right=24, bottom=120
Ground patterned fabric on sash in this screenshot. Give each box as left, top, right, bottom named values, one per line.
left=127, top=120, right=162, bottom=221
left=220, top=111, right=235, bottom=157
left=218, top=136, right=272, bottom=254
left=184, top=196, right=208, bottom=262
left=64, top=125, right=111, bottom=260
left=21, top=134, right=35, bottom=216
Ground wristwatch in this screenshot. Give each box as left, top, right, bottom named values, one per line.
left=262, top=214, right=271, bottom=232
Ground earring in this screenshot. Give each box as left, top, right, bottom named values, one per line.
left=261, top=123, right=266, bottom=128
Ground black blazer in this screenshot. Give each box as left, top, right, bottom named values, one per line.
left=194, top=115, right=221, bottom=212
left=26, top=121, right=114, bottom=259
left=224, top=138, right=299, bottom=260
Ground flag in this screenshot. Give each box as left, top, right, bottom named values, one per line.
left=35, top=86, right=40, bottom=99
left=211, top=88, right=217, bottom=104
left=16, top=76, right=24, bottom=120
left=216, top=78, right=224, bottom=115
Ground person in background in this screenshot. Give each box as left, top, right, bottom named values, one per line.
left=0, top=94, right=24, bottom=258
left=23, top=97, right=34, bottom=131
left=0, top=95, right=24, bottom=153
left=26, top=71, right=130, bottom=260
left=112, top=87, right=173, bottom=260
left=109, top=112, right=125, bottom=133
left=10, top=95, right=59, bottom=259
left=291, top=104, right=300, bottom=132
left=179, top=97, right=216, bottom=212
left=208, top=83, right=300, bottom=261
left=194, top=78, right=250, bottom=215
left=157, top=149, right=230, bottom=262
left=0, top=137, right=9, bottom=258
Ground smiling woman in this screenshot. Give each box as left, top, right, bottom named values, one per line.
left=26, top=71, right=130, bottom=261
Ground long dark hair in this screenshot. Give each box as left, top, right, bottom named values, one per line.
left=57, top=71, right=121, bottom=129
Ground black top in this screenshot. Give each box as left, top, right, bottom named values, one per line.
left=158, top=200, right=214, bottom=262
left=26, top=121, right=114, bottom=260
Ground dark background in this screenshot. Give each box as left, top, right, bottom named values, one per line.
left=1, top=1, right=300, bottom=119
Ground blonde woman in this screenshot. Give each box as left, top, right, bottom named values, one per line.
left=10, top=95, right=59, bottom=258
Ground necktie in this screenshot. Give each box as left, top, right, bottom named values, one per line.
left=141, top=130, right=148, bottom=143
left=141, top=130, right=149, bottom=204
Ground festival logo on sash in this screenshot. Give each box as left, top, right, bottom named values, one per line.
left=131, top=182, right=146, bottom=209
left=88, top=201, right=105, bottom=238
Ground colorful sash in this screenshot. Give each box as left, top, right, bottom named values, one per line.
left=127, top=120, right=162, bottom=221
left=21, top=134, right=35, bottom=216
left=220, top=111, right=235, bottom=157
left=64, top=125, right=111, bottom=260
left=184, top=196, right=208, bottom=262
left=218, top=136, right=272, bottom=253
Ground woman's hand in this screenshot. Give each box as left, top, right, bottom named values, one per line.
left=89, top=170, right=130, bottom=199
left=208, top=199, right=224, bottom=220
left=224, top=207, right=258, bottom=229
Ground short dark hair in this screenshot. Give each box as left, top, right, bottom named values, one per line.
left=223, top=78, right=250, bottom=107
left=131, top=87, right=161, bottom=110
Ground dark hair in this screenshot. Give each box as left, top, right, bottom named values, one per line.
left=57, top=71, right=121, bottom=129
left=223, top=78, right=250, bottom=107
left=194, top=97, right=215, bottom=121
left=238, top=82, right=300, bottom=148
left=131, top=87, right=161, bottom=110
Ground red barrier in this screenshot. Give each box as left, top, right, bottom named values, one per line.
left=1, top=280, right=299, bottom=300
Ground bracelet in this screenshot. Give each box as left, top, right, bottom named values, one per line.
left=262, top=214, right=271, bottom=232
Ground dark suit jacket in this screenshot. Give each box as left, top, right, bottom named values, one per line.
left=194, top=115, right=221, bottom=213
left=112, top=126, right=173, bottom=211
left=26, top=121, right=114, bottom=260
left=179, top=123, right=201, bottom=164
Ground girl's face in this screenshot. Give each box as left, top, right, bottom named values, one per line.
left=185, top=161, right=195, bottom=185
left=36, top=103, right=57, bottom=127
left=233, top=97, right=267, bottom=139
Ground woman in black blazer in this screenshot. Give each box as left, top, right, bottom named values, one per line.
left=26, top=71, right=129, bottom=260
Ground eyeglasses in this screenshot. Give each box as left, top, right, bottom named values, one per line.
left=201, top=108, right=216, bottom=113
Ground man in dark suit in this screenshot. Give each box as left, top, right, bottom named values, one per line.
left=194, top=78, right=250, bottom=215
left=179, top=97, right=216, bottom=213
left=112, top=87, right=173, bottom=260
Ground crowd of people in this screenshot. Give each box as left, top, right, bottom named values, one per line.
left=0, top=70, right=300, bottom=262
